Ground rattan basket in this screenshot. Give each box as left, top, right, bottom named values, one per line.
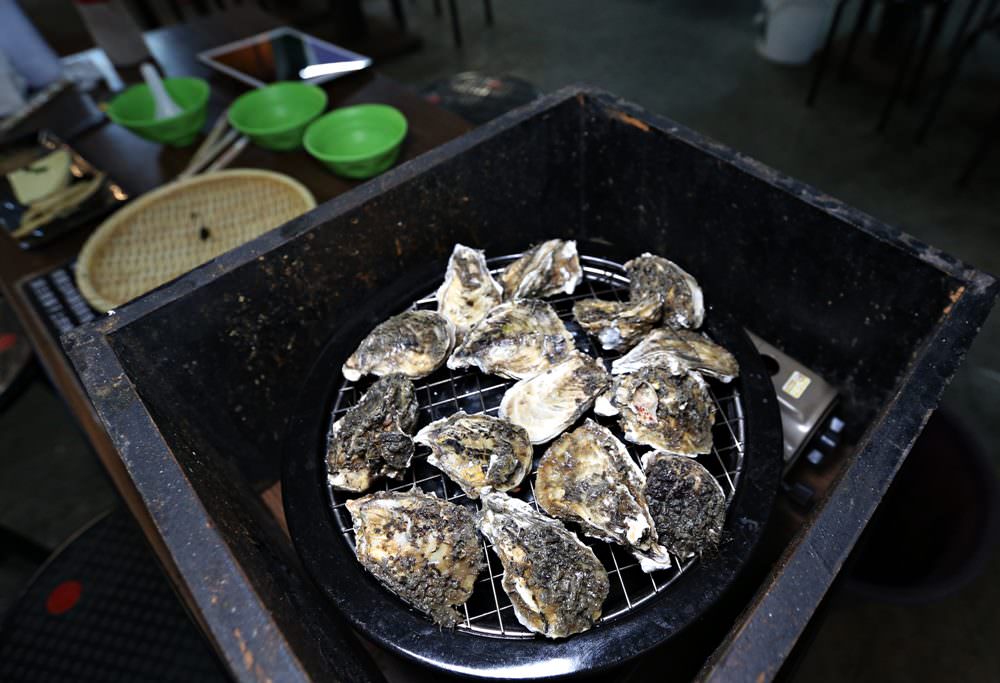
left=76, top=170, right=315, bottom=312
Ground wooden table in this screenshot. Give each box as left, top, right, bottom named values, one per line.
left=0, top=7, right=469, bottom=670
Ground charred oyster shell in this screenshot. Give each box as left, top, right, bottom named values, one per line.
left=612, top=328, right=739, bottom=382
left=499, top=239, right=583, bottom=300
left=435, top=244, right=503, bottom=341
left=478, top=491, right=609, bottom=638
left=499, top=351, right=611, bottom=444
left=448, top=299, right=575, bottom=380
left=327, top=375, right=418, bottom=492
left=535, top=419, right=671, bottom=571
left=414, top=411, right=533, bottom=498
left=346, top=490, right=482, bottom=626
left=612, top=367, right=715, bottom=455
left=642, top=452, right=726, bottom=558
left=343, top=309, right=454, bottom=382
left=625, top=253, right=704, bottom=329
left=572, top=296, right=662, bottom=351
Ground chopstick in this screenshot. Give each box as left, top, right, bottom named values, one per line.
left=204, top=134, right=249, bottom=172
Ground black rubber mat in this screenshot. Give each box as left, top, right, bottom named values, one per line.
left=0, top=508, right=229, bottom=682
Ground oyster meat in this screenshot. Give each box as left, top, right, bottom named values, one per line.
left=572, top=296, right=662, bottom=351
left=435, top=244, right=503, bottom=340
left=612, top=327, right=739, bottom=382
left=642, top=452, right=726, bottom=558
left=448, top=299, right=575, bottom=380
left=499, top=351, right=611, bottom=444
left=612, top=367, right=716, bottom=455
left=327, top=375, right=418, bottom=492
left=499, top=239, right=583, bottom=300
left=625, top=253, right=704, bottom=329
left=343, top=309, right=454, bottom=382
left=478, top=491, right=609, bottom=638
left=414, top=411, right=533, bottom=498
left=535, top=419, right=671, bottom=571
left=346, top=490, right=482, bottom=626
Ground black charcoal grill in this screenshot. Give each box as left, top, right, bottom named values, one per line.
left=65, top=87, right=997, bottom=683
left=281, top=254, right=782, bottom=676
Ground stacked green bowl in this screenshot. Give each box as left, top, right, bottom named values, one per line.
left=228, top=82, right=328, bottom=151
left=304, top=104, right=408, bottom=179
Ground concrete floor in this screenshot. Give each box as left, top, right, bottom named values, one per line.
left=2, top=0, right=999, bottom=680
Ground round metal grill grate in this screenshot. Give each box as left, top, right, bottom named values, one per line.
left=326, top=255, right=746, bottom=639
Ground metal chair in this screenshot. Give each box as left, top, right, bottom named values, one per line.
left=403, top=0, right=494, bottom=47
left=806, top=0, right=956, bottom=131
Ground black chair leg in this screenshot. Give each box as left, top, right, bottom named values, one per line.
left=433, top=0, right=442, bottom=18
left=484, top=0, right=494, bottom=26
left=448, top=0, right=462, bottom=46
left=949, top=0, right=985, bottom=55
left=876, top=13, right=920, bottom=132
left=915, top=29, right=978, bottom=142
left=839, top=0, right=876, bottom=80
left=957, top=99, right=1000, bottom=185
left=905, top=0, right=950, bottom=102
left=807, top=0, right=850, bottom=106
left=389, top=0, right=406, bottom=30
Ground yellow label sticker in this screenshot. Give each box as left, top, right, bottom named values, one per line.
left=782, top=370, right=811, bottom=399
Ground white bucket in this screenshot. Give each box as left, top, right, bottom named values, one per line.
left=755, top=0, right=834, bottom=65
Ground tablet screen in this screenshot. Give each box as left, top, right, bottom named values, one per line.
left=203, top=28, right=371, bottom=86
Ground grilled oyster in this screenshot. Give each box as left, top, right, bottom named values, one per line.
left=612, top=328, right=739, bottom=382
left=327, top=375, right=418, bottom=492
left=448, top=299, right=574, bottom=380
left=499, top=351, right=611, bottom=444
left=478, top=491, right=609, bottom=638
left=343, top=310, right=454, bottom=382
left=435, top=244, right=503, bottom=341
left=642, top=452, right=726, bottom=558
left=572, top=296, right=662, bottom=351
left=612, top=367, right=715, bottom=455
left=535, top=419, right=671, bottom=571
left=346, top=490, right=482, bottom=626
left=414, top=411, right=532, bottom=498
left=499, top=239, right=583, bottom=300
left=625, top=253, right=704, bottom=329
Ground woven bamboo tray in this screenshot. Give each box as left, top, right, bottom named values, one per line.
left=76, top=170, right=315, bottom=312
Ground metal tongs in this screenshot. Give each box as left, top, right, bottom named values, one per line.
left=176, top=108, right=248, bottom=180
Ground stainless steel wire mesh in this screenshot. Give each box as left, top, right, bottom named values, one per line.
left=326, top=255, right=746, bottom=639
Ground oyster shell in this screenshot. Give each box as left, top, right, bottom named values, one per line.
left=343, top=310, right=454, bottom=382
left=414, top=411, right=532, bottom=498
left=642, top=452, right=726, bottom=558
left=612, top=328, right=739, bottom=382
left=612, top=367, right=715, bottom=455
left=572, top=296, right=662, bottom=351
left=499, top=239, right=583, bottom=300
left=435, top=244, right=503, bottom=341
left=327, top=375, right=418, bottom=492
left=478, top=491, right=609, bottom=638
left=625, top=253, right=704, bottom=329
left=448, top=299, right=575, bottom=380
left=346, top=490, right=482, bottom=626
left=499, top=351, right=611, bottom=444
left=535, top=419, right=671, bottom=572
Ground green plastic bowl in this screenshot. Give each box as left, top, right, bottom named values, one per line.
left=108, top=77, right=210, bottom=147
left=228, top=82, right=328, bottom=151
left=304, top=104, right=408, bottom=179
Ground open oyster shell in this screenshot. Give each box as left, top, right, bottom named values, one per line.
left=478, top=491, right=609, bottom=638
left=572, top=295, right=662, bottom=351
left=414, top=411, right=532, bottom=498
left=347, top=489, right=482, bottom=627
left=327, top=374, right=418, bottom=492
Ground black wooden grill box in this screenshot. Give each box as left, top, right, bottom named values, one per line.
left=65, top=87, right=998, bottom=683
